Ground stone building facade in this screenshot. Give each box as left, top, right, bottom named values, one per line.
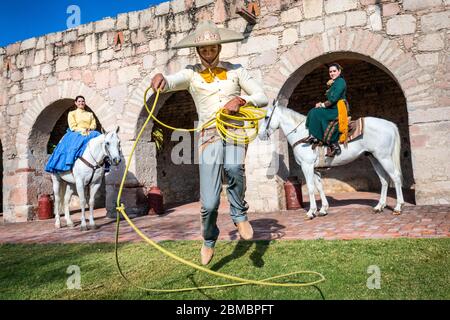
left=0, top=0, right=449, bottom=222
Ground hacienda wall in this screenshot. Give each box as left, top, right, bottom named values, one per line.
left=0, top=0, right=449, bottom=222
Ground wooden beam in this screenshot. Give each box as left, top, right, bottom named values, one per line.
left=236, top=6, right=257, bottom=24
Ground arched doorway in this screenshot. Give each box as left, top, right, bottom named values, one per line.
left=285, top=55, right=414, bottom=201
left=47, top=104, right=103, bottom=154
left=136, top=90, right=199, bottom=206
left=29, top=99, right=106, bottom=212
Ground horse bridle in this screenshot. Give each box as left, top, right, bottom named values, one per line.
left=263, top=101, right=305, bottom=138
left=263, top=100, right=278, bottom=138
left=79, top=134, right=112, bottom=185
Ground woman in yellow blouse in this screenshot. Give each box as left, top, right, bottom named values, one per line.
left=68, top=96, right=97, bottom=135
left=45, top=96, right=101, bottom=173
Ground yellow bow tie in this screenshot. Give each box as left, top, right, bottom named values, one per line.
left=199, top=67, right=228, bottom=83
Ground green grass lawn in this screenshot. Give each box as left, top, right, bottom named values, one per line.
left=0, top=239, right=448, bottom=300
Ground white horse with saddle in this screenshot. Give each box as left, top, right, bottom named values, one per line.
left=51, top=127, right=122, bottom=230
left=259, top=102, right=405, bottom=219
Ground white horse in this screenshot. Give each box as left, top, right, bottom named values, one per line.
left=259, top=103, right=405, bottom=219
left=51, top=127, right=122, bottom=231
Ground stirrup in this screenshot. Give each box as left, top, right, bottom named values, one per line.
left=326, top=143, right=341, bottom=157
left=311, top=139, right=322, bottom=150
left=335, top=144, right=341, bottom=155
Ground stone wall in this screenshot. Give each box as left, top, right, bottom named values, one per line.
left=0, top=140, right=2, bottom=214
left=0, top=0, right=449, bottom=222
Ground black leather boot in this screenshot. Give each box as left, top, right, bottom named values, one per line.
left=326, top=142, right=341, bottom=157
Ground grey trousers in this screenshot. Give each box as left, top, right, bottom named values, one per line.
left=198, top=129, right=249, bottom=248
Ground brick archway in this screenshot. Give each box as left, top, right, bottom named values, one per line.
left=6, top=81, right=111, bottom=222
left=16, top=80, right=112, bottom=158
left=120, top=72, right=167, bottom=142
left=262, top=29, right=434, bottom=201
left=264, top=29, right=435, bottom=109
left=117, top=69, right=199, bottom=212
left=0, top=139, right=3, bottom=214
left=0, top=112, right=11, bottom=159
left=121, top=54, right=198, bottom=142
left=0, top=111, right=16, bottom=221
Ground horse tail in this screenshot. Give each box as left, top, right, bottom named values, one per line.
left=392, top=123, right=403, bottom=187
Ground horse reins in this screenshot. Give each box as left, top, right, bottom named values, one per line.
left=78, top=156, right=103, bottom=186
left=285, top=118, right=306, bottom=139
left=263, top=100, right=278, bottom=138
left=264, top=101, right=305, bottom=142
left=79, top=137, right=110, bottom=186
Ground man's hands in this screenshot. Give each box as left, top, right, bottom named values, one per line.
left=223, top=96, right=246, bottom=114
left=151, top=73, right=166, bottom=92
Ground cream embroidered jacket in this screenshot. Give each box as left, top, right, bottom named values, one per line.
left=163, top=61, right=268, bottom=128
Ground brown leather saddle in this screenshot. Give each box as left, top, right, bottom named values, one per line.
left=292, top=117, right=365, bottom=152
left=323, top=116, right=365, bottom=145
left=344, top=117, right=365, bottom=143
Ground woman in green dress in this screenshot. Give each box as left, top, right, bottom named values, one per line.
left=301, top=63, right=348, bottom=157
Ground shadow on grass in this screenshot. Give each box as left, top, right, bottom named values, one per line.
left=210, top=240, right=272, bottom=271
left=211, top=218, right=287, bottom=270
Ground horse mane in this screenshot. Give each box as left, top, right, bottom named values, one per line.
left=278, top=105, right=306, bottom=126
left=87, top=133, right=105, bottom=147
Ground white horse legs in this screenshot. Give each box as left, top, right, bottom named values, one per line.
left=52, top=176, right=63, bottom=229
left=64, top=184, right=75, bottom=228
left=376, top=157, right=405, bottom=214
left=52, top=177, right=75, bottom=228
left=53, top=177, right=99, bottom=230
left=75, top=181, right=98, bottom=231
left=301, top=164, right=318, bottom=219
left=88, top=183, right=101, bottom=230
left=75, top=181, right=100, bottom=231
left=368, top=157, right=388, bottom=213
left=314, top=171, right=329, bottom=216
left=75, top=180, right=89, bottom=231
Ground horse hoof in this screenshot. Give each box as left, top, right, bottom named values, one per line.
left=393, top=211, right=401, bottom=216
left=304, top=213, right=316, bottom=220
left=55, top=224, right=61, bottom=229
left=318, top=212, right=328, bottom=217
left=80, top=226, right=88, bottom=232
left=89, top=225, right=99, bottom=230
left=67, top=222, right=75, bottom=228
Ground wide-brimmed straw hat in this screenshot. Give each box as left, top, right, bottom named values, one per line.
left=173, top=20, right=244, bottom=49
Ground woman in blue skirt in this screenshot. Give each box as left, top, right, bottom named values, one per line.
left=45, top=96, right=101, bottom=173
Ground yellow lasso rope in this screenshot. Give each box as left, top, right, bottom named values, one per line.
left=142, top=86, right=266, bottom=144
left=114, top=87, right=326, bottom=293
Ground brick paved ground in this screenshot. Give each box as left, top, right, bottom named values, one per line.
left=0, top=192, right=448, bottom=244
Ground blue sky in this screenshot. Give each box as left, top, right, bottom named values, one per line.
left=0, top=0, right=164, bottom=47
